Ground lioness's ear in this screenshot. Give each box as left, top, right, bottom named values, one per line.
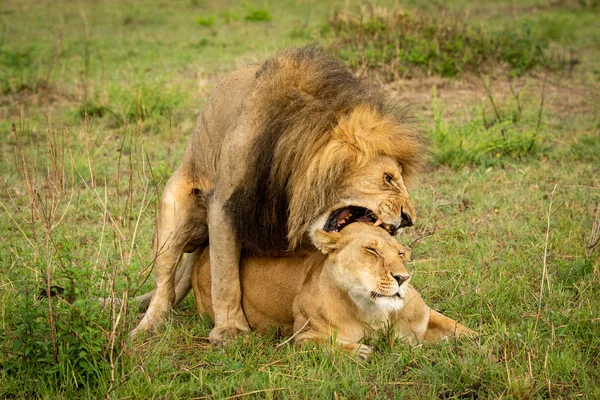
left=314, top=230, right=342, bottom=254
left=398, top=244, right=412, bottom=262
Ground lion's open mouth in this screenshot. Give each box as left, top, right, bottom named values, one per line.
left=324, top=206, right=398, bottom=235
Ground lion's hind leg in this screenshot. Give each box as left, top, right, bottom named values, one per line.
left=130, top=170, right=210, bottom=337
left=132, top=262, right=192, bottom=312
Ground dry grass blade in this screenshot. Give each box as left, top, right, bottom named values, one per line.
left=221, top=388, right=288, bottom=400
left=586, top=203, right=600, bottom=257
left=275, top=318, right=310, bottom=348
left=534, top=184, right=557, bottom=335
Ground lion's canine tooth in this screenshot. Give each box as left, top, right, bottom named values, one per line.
left=373, top=219, right=383, bottom=227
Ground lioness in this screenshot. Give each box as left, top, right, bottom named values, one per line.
left=132, top=45, right=427, bottom=340
left=192, top=223, right=472, bottom=359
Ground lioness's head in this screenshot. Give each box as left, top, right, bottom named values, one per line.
left=314, top=223, right=412, bottom=314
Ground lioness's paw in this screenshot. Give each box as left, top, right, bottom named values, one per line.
left=356, top=344, right=372, bottom=361
left=209, top=326, right=249, bottom=344
left=455, top=324, right=476, bottom=338
left=343, top=343, right=372, bottom=361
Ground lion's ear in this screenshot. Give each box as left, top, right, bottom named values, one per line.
left=314, top=230, right=342, bottom=254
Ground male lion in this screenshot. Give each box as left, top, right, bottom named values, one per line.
left=192, top=223, right=473, bottom=359
left=132, top=45, right=426, bottom=340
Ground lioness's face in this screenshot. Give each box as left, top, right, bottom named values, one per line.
left=311, top=156, right=416, bottom=242
left=315, top=223, right=411, bottom=314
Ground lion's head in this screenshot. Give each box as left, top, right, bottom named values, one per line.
left=314, top=222, right=412, bottom=315
left=225, top=46, right=427, bottom=255
left=302, top=105, right=421, bottom=245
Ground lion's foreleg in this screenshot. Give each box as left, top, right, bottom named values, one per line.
left=206, top=201, right=250, bottom=342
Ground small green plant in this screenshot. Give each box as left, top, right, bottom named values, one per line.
left=197, top=14, right=216, bottom=27
left=244, top=5, right=272, bottom=22
left=289, top=26, right=313, bottom=40
left=77, top=100, right=113, bottom=119
left=1, top=47, right=35, bottom=70
left=1, top=272, right=113, bottom=395
left=103, top=81, right=190, bottom=129
left=220, top=10, right=240, bottom=24
left=151, top=159, right=173, bottom=185
left=0, top=47, right=42, bottom=94
left=190, top=37, right=211, bottom=48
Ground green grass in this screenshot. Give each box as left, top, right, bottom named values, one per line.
left=429, top=81, right=547, bottom=167
left=1, top=0, right=599, bottom=398
left=329, top=8, right=564, bottom=79
left=244, top=5, right=273, bottom=22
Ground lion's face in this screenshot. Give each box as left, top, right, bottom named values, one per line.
left=310, top=155, right=416, bottom=243
left=315, top=223, right=411, bottom=315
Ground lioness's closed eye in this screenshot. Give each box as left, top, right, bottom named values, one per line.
left=192, top=223, right=473, bottom=360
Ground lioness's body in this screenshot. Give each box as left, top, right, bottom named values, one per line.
left=133, top=46, right=426, bottom=340
left=193, top=252, right=308, bottom=335
left=193, top=224, right=472, bottom=358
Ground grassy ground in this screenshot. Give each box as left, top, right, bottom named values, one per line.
left=1, top=0, right=599, bottom=398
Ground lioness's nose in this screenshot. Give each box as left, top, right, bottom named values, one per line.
left=393, top=274, right=410, bottom=286
left=399, top=210, right=413, bottom=228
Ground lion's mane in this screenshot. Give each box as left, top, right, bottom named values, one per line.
left=225, top=45, right=427, bottom=255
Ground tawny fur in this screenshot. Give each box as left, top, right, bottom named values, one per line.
left=192, top=223, right=473, bottom=359
left=131, top=45, right=427, bottom=340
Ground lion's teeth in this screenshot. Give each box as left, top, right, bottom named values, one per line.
left=373, top=219, right=383, bottom=227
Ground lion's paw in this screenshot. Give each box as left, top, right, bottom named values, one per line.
left=209, top=325, right=249, bottom=344
left=129, top=322, right=156, bottom=340
left=129, top=317, right=160, bottom=340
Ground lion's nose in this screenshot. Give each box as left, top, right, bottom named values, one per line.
left=399, top=210, right=413, bottom=228
left=393, top=274, right=410, bottom=286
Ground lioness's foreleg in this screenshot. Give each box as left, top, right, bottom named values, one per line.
left=295, top=331, right=372, bottom=361
left=130, top=171, right=209, bottom=337
left=423, top=310, right=474, bottom=342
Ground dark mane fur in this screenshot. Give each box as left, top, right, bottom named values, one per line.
left=225, top=45, right=426, bottom=256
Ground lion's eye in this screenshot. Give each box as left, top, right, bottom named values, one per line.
left=384, top=173, right=393, bottom=184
